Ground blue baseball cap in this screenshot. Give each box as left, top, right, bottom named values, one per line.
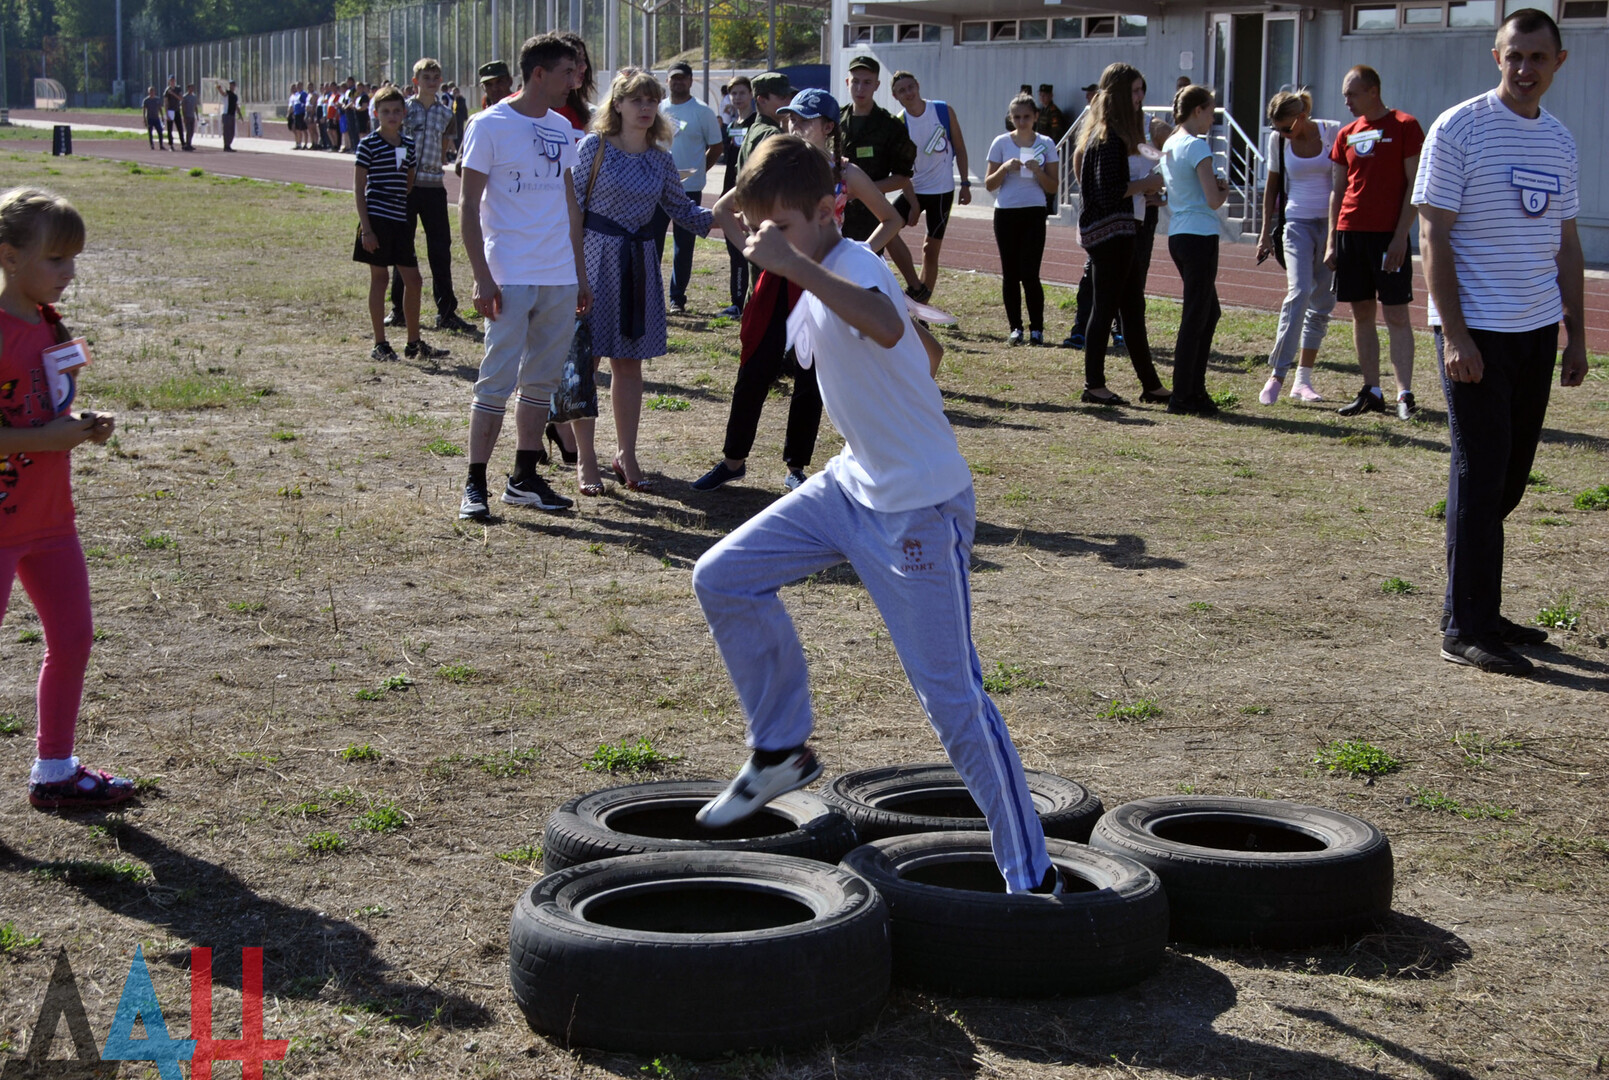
left=777, top=88, right=841, bottom=121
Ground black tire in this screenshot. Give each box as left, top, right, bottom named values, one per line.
left=509, top=851, right=890, bottom=1055
left=821, top=763, right=1104, bottom=844
left=1089, top=796, right=1394, bottom=948
left=840, top=832, right=1168, bottom=997
left=541, top=780, right=859, bottom=873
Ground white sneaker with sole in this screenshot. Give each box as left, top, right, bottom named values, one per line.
left=697, top=747, right=823, bottom=827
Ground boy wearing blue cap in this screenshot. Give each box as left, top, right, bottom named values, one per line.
left=693, top=134, right=1059, bottom=896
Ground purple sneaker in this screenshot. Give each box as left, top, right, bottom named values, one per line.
left=29, top=765, right=136, bottom=810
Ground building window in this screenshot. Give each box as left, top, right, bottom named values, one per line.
left=1560, top=0, right=1607, bottom=17
left=1350, top=0, right=1505, bottom=26
left=849, top=23, right=872, bottom=42
left=1448, top=0, right=1497, bottom=24
left=956, top=12, right=1145, bottom=42
left=923, top=23, right=942, bottom=41
left=1352, top=3, right=1397, bottom=26
left=846, top=21, right=944, bottom=45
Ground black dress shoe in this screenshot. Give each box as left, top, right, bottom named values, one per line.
left=1081, top=387, right=1128, bottom=406
left=1338, top=384, right=1386, bottom=416
left=1139, top=388, right=1172, bottom=404
left=1439, top=611, right=1549, bottom=646
left=1441, top=635, right=1534, bottom=676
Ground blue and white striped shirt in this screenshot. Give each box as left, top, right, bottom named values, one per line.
left=355, top=131, right=416, bottom=223
left=1412, top=90, right=1577, bottom=333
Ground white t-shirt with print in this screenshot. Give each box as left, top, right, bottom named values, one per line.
left=786, top=238, right=972, bottom=513
left=1412, top=90, right=1578, bottom=333
left=987, top=133, right=1057, bottom=210
left=1266, top=119, right=1340, bottom=221
left=461, top=102, right=580, bottom=287
left=904, top=102, right=955, bottom=195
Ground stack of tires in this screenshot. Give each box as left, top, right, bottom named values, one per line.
left=509, top=769, right=1392, bottom=1057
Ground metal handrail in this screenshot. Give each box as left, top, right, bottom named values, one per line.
left=1054, top=105, right=1265, bottom=237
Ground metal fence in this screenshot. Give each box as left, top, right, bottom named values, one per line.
left=138, top=0, right=826, bottom=115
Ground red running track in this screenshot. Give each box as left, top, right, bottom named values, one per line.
left=9, top=109, right=1608, bottom=341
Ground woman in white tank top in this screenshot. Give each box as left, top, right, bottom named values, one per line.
left=1256, top=89, right=1341, bottom=404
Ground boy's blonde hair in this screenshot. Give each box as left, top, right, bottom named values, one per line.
left=0, top=187, right=86, bottom=257
left=413, top=57, right=442, bottom=79
left=731, top=134, right=832, bottom=220
left=371, top=85, right=406, bottom=111
left=591, top=67, right=674, bottom=150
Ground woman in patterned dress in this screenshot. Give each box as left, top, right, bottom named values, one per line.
left=571, top=68, right=713, bottom=494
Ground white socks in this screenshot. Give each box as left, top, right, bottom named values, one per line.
left=31, top=756, right=79, bottom=785
left=1294, top=367, right=1315, bottom=389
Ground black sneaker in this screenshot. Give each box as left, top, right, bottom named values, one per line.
left=691, top=461, right=746, bottom=491
left=459, top=477, right=490, bottom=521
left=435, top=312, right=482, bottom=337
left=668, top=299, right=687, bottom=315
left=1396, top=391, right=1418, bottom=420
left=370, top=341, right=399, bottom=362
left=383, top=311, right=401, bottom=328
left=1060, top=332, right=1086, bottom=350
left=1440, top=612, right=1549, bottom=646
left=405, top=338, right=450, bottom=361
left=1441, top=635, right=1534, bottom=676
left=1338, top=385, right=1386, bottom=417
left=502, top=474, right=574, bottom=511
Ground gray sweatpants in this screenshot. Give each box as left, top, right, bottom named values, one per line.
left=692, top=471, right=1053, bottom=893
left=1268, top=216, right=1337, bottom=379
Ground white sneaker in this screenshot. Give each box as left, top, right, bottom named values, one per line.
left=697, top=747, right=823, bottom=828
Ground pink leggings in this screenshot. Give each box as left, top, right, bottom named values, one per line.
left=0, top=532, right=93, bottom=761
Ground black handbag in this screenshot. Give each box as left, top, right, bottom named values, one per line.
left=549, top=319, right=598, bottom=423
left=1272, top=136, right=1288, bottom=270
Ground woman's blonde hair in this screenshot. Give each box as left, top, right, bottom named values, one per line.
left=0, top=188, right=85, bottom=257
left=592, top=67, right=673, bottom=149
left=1078, top=62, right=1144, bottom=157
left=1267, top=88, right=1313, bottom=125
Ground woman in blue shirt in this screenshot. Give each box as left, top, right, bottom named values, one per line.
left=1159, top=85, right=1228, bottom=415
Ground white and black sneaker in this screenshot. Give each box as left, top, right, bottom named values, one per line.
left=459, top=477, right=490, bottom=521
left=502, top=474, right=574, bottom=511
left=697, top=746, right=823, bottom=828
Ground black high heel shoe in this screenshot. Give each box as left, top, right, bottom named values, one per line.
left=1139, top=388, right=1172, bottom=404
left=1081, top=387, right=1130, bottom=406
left=545, top=421, right=578, bottom=466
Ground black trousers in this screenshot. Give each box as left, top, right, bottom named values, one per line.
left=726, top=239, right=749, bottom=309
left=1084, top=230, right=1162, bottom=393
left=1439, top=325, right=1558, bottom=640
left=992, top=207, right=1047, bottom=333
left=1167, top=233, right=1220, bottom=403
left=722, top=286, right=822, bottom=468
left=390, top=185, right=458, bottom=322
left=1073, top=211, right=1157, bottom=341
left=163, top=113, right=179, bottom=147
left=221, top=114, right=236, bottom=150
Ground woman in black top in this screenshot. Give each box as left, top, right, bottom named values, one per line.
left=1076, top=62, right=1169, bottom=405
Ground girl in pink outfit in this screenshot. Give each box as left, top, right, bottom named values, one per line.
left=0, top=188, right=126, bottom=809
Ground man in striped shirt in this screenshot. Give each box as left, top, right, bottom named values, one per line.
left=1414, top=7, right=1586, bottom=676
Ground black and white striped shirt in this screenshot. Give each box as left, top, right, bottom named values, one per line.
left=355, top=131, right=416, bottom=223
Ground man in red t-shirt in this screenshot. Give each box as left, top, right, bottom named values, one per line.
left=1324, top=65, right=1424, bottom=420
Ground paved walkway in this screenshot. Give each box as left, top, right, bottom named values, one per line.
left=7, top=109, right=1608, bottom=341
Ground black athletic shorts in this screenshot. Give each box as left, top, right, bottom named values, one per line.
left=1333, top=230, right=1413, bottom=306
left=893, top=190, right=955, bottom=240
left=352, top=216, right=417, bottom=268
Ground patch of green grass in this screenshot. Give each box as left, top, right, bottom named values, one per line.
left=1188, top=601, right=1214, bottom=612
left=436, top=747, right=542, bottom=778
left=356, top=804, right=408, bottom=833
left=29, top=859, right=152, bottom=885
left=1407, top=787, right=1517, bottom=821
left=340, top=743, right=381, bottom=763
left=227, top=600, right=266, bottom=613
left=646, top=394, right=691, bottom=411
left=495, top=843, right=544, bottom=865
left=436, top=663, right=477, bottom=683
left=708, top=316, right=735, bottom=329
left=1571, top=485, right=1609, bottom=511
left=353, top=904, right=390, bottom=918
left=270, top=427, right=297, bottom=442
left=1535, top=834, right=1609, bottom=858
left=1537, top=517, right=1571, bottom=527
left=424, top=437, right=464, bottom=457
left=15, top=628, right=41, bottom=644
left=1231, top=466, right=1255, bottom=478
left=1210, top=390, right=1240, bottom=409
left=1240, top=704, right=1271, bottom=715
left=1176, top=782, right=1198, bottom=794
left=1526, top=471, right=1562, bottom=493
left=982, top=662, right=1046, bottom=695
left=1381, top=577, right=1417, bottom=595
left=353, top=687, right=386, bottom=701
left=1427, top=498, right=1447, bottom=520
left=0, top=921, right=43, bottom=954
left=1536, top=592, right=1581, bottom=631
left=1002, top=486, right=1033, bottom=508
left=1451, top=730, right=1523, bottom=767
left=1314, top=739, right=1402, bottom=779
left=142, top=532, right=176, bottom=550
left=584, top=737, right=680, bottom=774
left=1097, top=698, right=1162, bottom=721
left=0, top=714, right=22, bottom=736
left=96, top=373, right=254, bottom=411
left=304, top=830, right=344, bottom=854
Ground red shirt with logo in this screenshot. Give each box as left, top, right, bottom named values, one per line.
left=1329, top=109, right=1425, bottom=233
left=0, top=307, right=76, bottom=546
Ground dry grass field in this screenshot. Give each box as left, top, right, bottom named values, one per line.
left=0, top=151, right=1606, bottom=1080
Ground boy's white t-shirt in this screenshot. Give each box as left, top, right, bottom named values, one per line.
left=460, top=101, right=580, bottom=287
left=1412, top=90, right=1577, bottom=333
left=786, top=238, right=973, bottom=514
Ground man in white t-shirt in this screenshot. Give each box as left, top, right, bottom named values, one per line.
left=692, top=134, right=1059, bottom=899
left=887, top=71, right=969, bottom=304
left=457, top=33, right=593, bottom=522
left=1414, top=7, right=1586, bottom=676
left=655, top=61, right=725, bottom=314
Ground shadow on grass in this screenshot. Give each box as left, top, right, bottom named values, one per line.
left=1183, top=911, right=1473, bottom=980
left=975, top=521, right=1185, bottom=571
left=1526, top=645, right=1609, bottom=693
left=0, top=826, right=493, bottom=1030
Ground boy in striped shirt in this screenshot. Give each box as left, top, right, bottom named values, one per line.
left=1414, top=7, right=1586, bottom=676
left=354, top=86, right=447, bottom=363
